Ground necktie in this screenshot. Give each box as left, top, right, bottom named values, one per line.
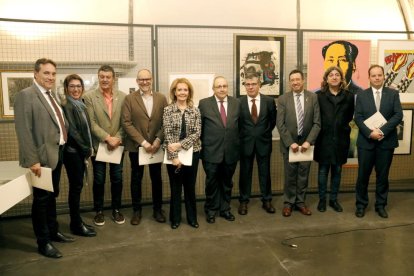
left=375, top=91, right=381, bottom=111
left=219, top=100, right=227, bottom=127
left=296, top=93, right=304, bottom=136
left=251, top=98, right=258, bottom=124
left=46, top=91, right=67, bottom=142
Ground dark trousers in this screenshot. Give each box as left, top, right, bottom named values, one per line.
left=63, top=150, right=86, bottom=227
left=282, top=153, right=311, bottom=208
left=318, top=164, right=342, bottom=201
left=32, top=147, right=63, bottom=246
left=166, top=152, right=200, bottom=224
left=356, top=147, right=394, bottom=209
left=91, top=155, right=124, bottom=211
left=239, top=151, right=272, bottom=203
left=203, top=160, right=237, bottom=216
left=129, top=152, right=163, bottom=211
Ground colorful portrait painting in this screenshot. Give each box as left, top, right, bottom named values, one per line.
left=307, top=39, right=371, bottom=94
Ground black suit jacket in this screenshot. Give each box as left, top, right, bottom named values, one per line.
left=239, top=94, right=276, bottom=156
left=199, top=95, right=240, bottom=164
left=355, top=87, right=402, bottom=150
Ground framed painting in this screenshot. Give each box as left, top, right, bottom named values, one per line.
left=0, top=72, right=33, bottom=119
left=307, top=39, right=370, bottom=93
left=394, top=109, right=413, bottom=155
left=168, top=73, right=215, bottom=106
left=378, top=40, right=414, bottom=103
left=234, top=34, right=285, bottom=98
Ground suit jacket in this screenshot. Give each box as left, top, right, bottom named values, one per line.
left=83, top=88, right=126, bottom=152
left=14, top=84, right=69, bottom=170
left=199, top=95, right=240, bottom=164
left=239, top=94, right=276, bottom=156
left=276, top=90, right=321, bottom=154
left=121, top=90, right=168, bottom=152
left=354, top=86, right=402, bottom=150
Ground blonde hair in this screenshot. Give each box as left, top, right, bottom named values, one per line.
left=169, top=78, right=194, bottom=107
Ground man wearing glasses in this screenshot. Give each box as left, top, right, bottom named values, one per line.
left=199, top=76, right=240, bottom=224
left=238, top=73, right=277, bottom=216
left=122, top=69, right=168, bottom=225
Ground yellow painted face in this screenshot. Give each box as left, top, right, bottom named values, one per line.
left=323, top=44, right=350, bottom=78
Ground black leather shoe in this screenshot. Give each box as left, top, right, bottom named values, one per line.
left=355, top=208, right=365, bottom=218
left=206, top=215, right=215, bottom=224
left=153, top=209, right=166, bottom=223
left=171, top=222, right=180, bottom=229
left=71, top=223, right=97, bottom=237
left=329, top=200, right=343, bottom=212
left=38, top=242, right=62, bottom=258
left=317, top=200, right=326, bottom=212
left=262, top=201, right=276, bottom=214
left=51, top=232, right=75, bottom=243
left=189, top=221, right=199, bottom=228
left=219, top=211, right=235, bottom=221
left=375, top=208, right=388, bottom=218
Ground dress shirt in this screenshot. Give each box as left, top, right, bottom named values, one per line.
left=215, top=95, right=228, bottom=115
left=247, top=94, right=261, bottom=117
left=140, top=90, right=154, bottom=117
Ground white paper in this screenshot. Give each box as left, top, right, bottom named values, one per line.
left=139, top=147, right=164, bottom=165
left=364, top=111, right=387, bottom=129
left=28, top=167, right=54, bottom=192
left=95, top=142, right=124, bottom=164
left=0, top=174, right=32, bottom=214
left=163, top=147, right=193, bottom=166
left=289, top=146, right=314, bottom=162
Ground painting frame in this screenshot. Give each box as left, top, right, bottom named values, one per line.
left=378, top=40, right=414, bottom=104
left=394, top=109, right=413, bottom=155
left=234, top=34, right=285, bottom=98
left=0, top=71, right=33, bottom=120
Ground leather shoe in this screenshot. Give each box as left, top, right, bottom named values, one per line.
left=51, top=232, right=75, bottom=243
left=189, top=221, right=199, bottom=228
left=71, top=223, right=96, bottom=237
left=238, top=202, right=248, bottom=215
left=262, top=201, right=276, bottom=214
left=171, top=222, right=180, bottom=229
left=206, top=215, right=215, bottom=224
left=329, top=200, right=343, bottom=212
left=38, top=242, right=62, bottom=258
left=297, top=206, right=312, bottom=216
left=375, top=208, right=388, bottom=218
left=130, top=210, right=142, bottom=225
left=282, top=207, right=292, bottom=217
left=153, top=209, right=166, bottom=223
left=219, top=211, right=235, bottom=221
left=317, top=200, right=326, bottom=212
left=355, top=208, right=365, bottom=218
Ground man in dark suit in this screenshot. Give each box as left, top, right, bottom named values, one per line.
left=238, top=73, right=277, bottom=215
left=354, top=65, right=403, bottom=219
left=14, top=58, right=74, bottom=258
left=199, top=76, right=240, bottom=224
left=122, top=69, right=168, bottom=225
left=276, top=69, right=321, bottom=217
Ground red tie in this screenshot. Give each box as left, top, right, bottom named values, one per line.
left=219, top=100, right=227, bottom=127
left=46, top=91, right=67, bottom=142
left=251, top=98, right=258, bottom=124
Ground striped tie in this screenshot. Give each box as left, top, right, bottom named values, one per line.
left=296, top=93, right=304, bottom=136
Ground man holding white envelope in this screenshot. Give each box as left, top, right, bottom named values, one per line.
left=354, top=65, right=403, bottom=219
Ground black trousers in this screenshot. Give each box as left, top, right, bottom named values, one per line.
left=203, top=160, right=237, bottom=216
left=166, top=152, right=200, bottom=224
left=32, top=147, right=63, bottom=246
left=129, top=152, right=163, bottom=211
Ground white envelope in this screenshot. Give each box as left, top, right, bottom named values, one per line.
left=95, top=142, right=124, bottom=164
left=364, top=111, right=387, bottom=129
left=139, top=147, right=164, bottom=165
left=28, top=167, right=54, bottom=192
left=289, top=146, right=314, bottom=162
left=163, top=147, right=193, bottom=166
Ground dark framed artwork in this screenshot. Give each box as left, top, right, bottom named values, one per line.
left=234, top=34, right=285, bottom=98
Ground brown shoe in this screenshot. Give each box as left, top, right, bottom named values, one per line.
left=262, top=201, right=275, bottom=214
left=298, top=206, right=312, bottom=216
left=130, top=210, right=142, bottom=225
left=238, top=202, right=248, bottom=215
left=282, top=207, right=292, bottom=217
left=153, top=209, right=166, bottom=223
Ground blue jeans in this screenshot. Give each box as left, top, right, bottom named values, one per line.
left=92, top=155, right=124, bottom=211
left=318, top=164, right=342, bottom=201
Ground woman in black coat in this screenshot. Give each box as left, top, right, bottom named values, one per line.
left=62, top=74, right=96, bottom=237
left=314, top=66, right=354, bottom=213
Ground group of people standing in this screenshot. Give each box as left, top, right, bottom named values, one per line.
left=14, top=58, right=402, bottom=259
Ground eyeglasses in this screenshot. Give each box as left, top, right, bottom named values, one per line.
left=68, top=85, right=82, bottom=89
left=244, top=83, right=258, bottom=87
left=214, top=85, right=228, bottom=89
left=137, top=78, right=152, bottom=82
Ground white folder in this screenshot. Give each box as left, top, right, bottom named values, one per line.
left=95, top=142, right=124, bottom=164
left=163, top=147, right=193, bottom=166
left=138, top=147, right=164, bottom=165
left=289, top=146, right=314, bottom=162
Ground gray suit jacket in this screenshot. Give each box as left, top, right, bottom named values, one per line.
left=121, top=90, right=168, bottom=152
left=14, top=84, right=69, bottom=170
left=276, top=90, right=321, bottom=154
left=199, top=95, right=240, bottom=164
left=83, top=88, right=126, bottom=152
